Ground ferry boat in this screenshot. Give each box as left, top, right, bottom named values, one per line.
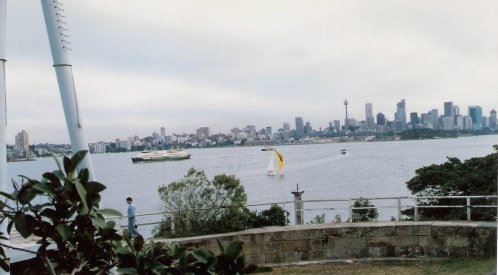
left=131, top=149, right=190, bottom=163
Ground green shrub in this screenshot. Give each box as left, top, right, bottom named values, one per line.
left=245, top=204, right=290, bottom=228
left=352, top=198, right=379, bottom=222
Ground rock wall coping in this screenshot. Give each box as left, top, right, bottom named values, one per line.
left=157, top=221, right=497, bottom=265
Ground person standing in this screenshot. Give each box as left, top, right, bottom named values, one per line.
left=126, top=197, right=142, bottom=239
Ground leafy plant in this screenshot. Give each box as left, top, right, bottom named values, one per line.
left=245, top=204, right=290, bottom=228
left=308, top=213, right=326, bottom=224
left=0, top=151, right=123, bottom=274
left=116, top=239, right=262, bottom=274
left=351, top=198, right=378, bottom=222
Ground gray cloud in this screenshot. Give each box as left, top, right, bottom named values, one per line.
left=4, top=0, right=497, bottom=143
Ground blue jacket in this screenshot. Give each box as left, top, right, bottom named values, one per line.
left=128, top=204, right=136, bottom=218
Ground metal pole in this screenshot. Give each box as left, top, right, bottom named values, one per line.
left=0, top=2, right=10, bottom=274
left=40, top=0, right=95, bottom=180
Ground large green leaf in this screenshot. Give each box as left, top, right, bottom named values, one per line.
left=63, top=156, right=73, bottom=175
left=0, top=190, right=16, bottom=200
left=32, top=182, right=55, bottom=195
left=86, top=181, right=107, bottom=194
left=96, top=208, right=122, bottom=218
left=69, top=150, right=88, bottom=174
left=78, top=169, right=90, bottom=185
left=225, top=240, right=244, bottom=260
left=90, top=215, right=107, bottom=229
left=14, top=212, right=32, bottom=238
left=56, top=224, right=71, bottom=242
left=49, top=152, right=63, bottom=172
left=192, top=248, right=215, bottom=264
left=42, top=172, right=62, bottom=188
left=18, top=185, right=37, bottom=205
left=74, top=180, right=89, bottom=215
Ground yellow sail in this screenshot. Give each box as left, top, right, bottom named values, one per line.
left=274, top=151, right=284, bottom=172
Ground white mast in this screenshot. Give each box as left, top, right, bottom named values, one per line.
left=0, top=0, right=9, bottom=260
left=40, top=0, right=96, bottom=180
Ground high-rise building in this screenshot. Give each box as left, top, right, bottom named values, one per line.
left=160, top=127, right=166, bottom=137
left=265, top=127, right=272, bottom=136
left=333, top=120, right=341, bottom=132
left=463, top=116, right=473, bottom=130
left=430, top=109, right=439, bottom=130
left=295, top=117, right=304, bottom=137
left=365, top=103, right=375, bottom=129
left=444, top=101, right=454, bottom=117
left=443, top=101, right=454, bottom=129
left=410, top=112, right=419, bottom=127
left=490, top=109, right=497, bottom=130
left=468, top=106, right=483, bottom=130
left=376, top=113, right=385, bottom=125
left=196, top=127, right=211, bottom=139
left=394, top=99, right=407, bottom=130
left=283, top=122, right=290, bottom=131
left=15, top=130, right=30, bottom=158
left=304, top=121, right=312, bottom=135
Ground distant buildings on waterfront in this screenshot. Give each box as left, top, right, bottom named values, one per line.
left=6, top=99, right=498, bottom=155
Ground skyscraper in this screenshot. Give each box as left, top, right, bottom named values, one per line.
left=160, top=127, right=166, bottom=137
left=15, top=130, right=30, bottom=158
left=444, top=101, right=454, bottom=117
left=443, top=101, right=454, bottom=129
left=431, top=109, right=439, bottom=130
left=395, top=99, right=407, bottom=130
left=365, top=103, right=374, bottom=129
left=283, top=122, right=290, bottom=131
left=410, top=112, right=419, bottom=127
left=295, top=117, right=304, bottom=137
left=376, top=113, right=385, bottom=125
left=468, top=106, right=483, bottom=130
left=490, top=109, right=497, bottom=130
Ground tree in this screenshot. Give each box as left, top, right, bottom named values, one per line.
left=154, top=168, right=249, bottom=238
left=351, top=198, right=379, bottom=222
left=403, top=145, right=497, bottom=221
left=245, top=204, right=290, bottom=228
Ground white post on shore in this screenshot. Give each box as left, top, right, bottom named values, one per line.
left=40, top=0, right=96, bottom=180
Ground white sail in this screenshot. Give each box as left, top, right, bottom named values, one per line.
left=267, top=150, right=284, bottom=176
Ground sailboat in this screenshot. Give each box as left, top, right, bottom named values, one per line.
left=267, top=150, right=284, bottom=176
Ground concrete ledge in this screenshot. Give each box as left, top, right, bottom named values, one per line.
left=156, top=221, right=497, bottom=265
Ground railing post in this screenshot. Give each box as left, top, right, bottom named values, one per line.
left=467, top=196, right=471, bottom=221
left=291, top=184, right=304, bottom=225
left=348, top=199, right=353, bottom=222
left=397, top=198, right=401, bottom=221
left=414, top=197, right=418, bottom=222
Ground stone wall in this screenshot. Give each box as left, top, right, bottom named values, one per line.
left=158, top=221, right=496, bottom=265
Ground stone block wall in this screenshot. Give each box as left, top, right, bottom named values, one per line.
left=158, top=221, right=496, bottom=265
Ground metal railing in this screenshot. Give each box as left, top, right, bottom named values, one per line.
left=112, top=195, right=497, bottom=236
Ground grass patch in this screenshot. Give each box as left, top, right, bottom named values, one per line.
left=266, top=258, right=496, bottom=275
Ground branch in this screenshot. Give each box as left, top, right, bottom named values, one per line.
left=0, top=242, right=39, bottom=255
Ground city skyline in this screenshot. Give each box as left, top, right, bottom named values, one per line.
left=8, top=99, right=496, bottom=145
left=4, top=1, right=498, bottom=143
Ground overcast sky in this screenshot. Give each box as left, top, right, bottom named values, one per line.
left=4, top=0, right=498, bottom=144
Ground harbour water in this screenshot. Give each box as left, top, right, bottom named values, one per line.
left=6, top=135, right=497, bottom=233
